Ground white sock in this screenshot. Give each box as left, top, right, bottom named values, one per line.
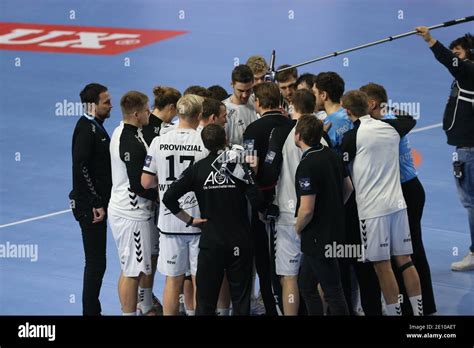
left=139, top=287, right=153, bottom=313
left=409, top=295, right=423, bottom=316
left=185, top=309, right=195, bottom=316
left=386, top=302, right=402, bottom=316
left=216, top=308, right=231, bottom=316
left=122, top=312, right=136, bottom=316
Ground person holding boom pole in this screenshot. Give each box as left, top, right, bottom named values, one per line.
left=415, top=26, right=474, bottom=272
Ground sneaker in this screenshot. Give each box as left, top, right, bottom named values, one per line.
left=137, top=302, right=159, bottom=316
left=451, top=252, right=474, bottom=271
left=354, top=306, right=365, bottom=316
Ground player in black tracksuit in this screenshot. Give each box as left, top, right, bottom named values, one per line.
left=162, top=124, right=263, bottom=315
left=243, top=82, right=293, bottom=315
left=69, top=83, right=112, bottom=316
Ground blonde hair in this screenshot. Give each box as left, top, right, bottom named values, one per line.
left=246, top=55, right=269, bottom=75
left=177, top=94, right=203, bottom=119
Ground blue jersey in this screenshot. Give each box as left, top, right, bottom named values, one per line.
left=323, top=107, right=353, bottom=153
left=384, top=113, right=417, bottom=183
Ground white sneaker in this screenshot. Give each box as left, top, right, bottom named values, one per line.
left=451, top=252, right=474, bottom=271
left=354, top=306, right=365, bottom=316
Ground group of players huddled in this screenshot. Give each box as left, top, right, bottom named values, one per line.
left=73, top=55, right=437, bottom=316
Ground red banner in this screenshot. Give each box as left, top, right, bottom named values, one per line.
left=0, top=22, right=187, bottom=55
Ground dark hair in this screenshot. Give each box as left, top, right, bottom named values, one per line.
left=296, top=73, right=317, bottom=89
left=341, top=90, right=369, bottom=117
left=208, top=85, right=229, bottom=101
left=201, top=124, right=226, bottom=153
left=120, top=91, right=149, bottom=115
left=202, top=98, right=221, bottom=120
left=253, top=82, right=280, bottom=109
left=292, top=89, right=316, bottom=114
left=295, top=114, right=323, bottom=146
left=359, top=83, right=388, bottom=104
left=314, top=72, right=345, bottom=103
left=80, top=83, right=107, bottom=104
left=232, top=65, right=254, bottom=84
left=275, top=64, right=298, bottom=83
left=449, top=33, right=473, bottom=59
left=183, top=85, right=212, bottom=98
left=152, top=86, right=181, bottom=110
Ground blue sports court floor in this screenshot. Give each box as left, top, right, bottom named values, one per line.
left=0, top=0, right=473, bottom=315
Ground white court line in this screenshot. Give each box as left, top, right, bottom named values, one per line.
left=0, top=209, right=71, bottom=229
left=0, top=122, right=444, bottom=229
left=410, top=122, right=442, bottom=133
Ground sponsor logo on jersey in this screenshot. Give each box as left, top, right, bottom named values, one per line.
left=299, top=178, right=311, bottom=191
left=0, top=22, right=187, bottom=55
left=159, top=144, right=202, bottom=151
left=204, top=171, right=236, bottom=186
left=265, top=150, right=276, bottom=164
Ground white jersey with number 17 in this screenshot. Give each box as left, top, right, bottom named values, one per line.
left=143, top=128, right=208, bottom=234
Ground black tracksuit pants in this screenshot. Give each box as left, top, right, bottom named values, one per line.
left=251, top=210, right=280, bottom=315
left=196, top=244, right=254, bottom=315
left=77, top=210, right=107, bottom=316
left=394, top=177, right=436, bottom=315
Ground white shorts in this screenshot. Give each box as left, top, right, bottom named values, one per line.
left=275, top=224, right=301, bottom=276
left=157, top=234, right=200, bottom=277
left=360, top=209, right=413, bottom=262
left=109, top=214, right=154, bottom=277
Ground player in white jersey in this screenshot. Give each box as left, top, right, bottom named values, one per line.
left=141, top=94, right=208, bottom=315
left=341, top=90, right=423, bottom=316
left=223, top=65, right=258, bottom=145
left=260, top=89, right=329, bottom=315
left=275, top=64, right=298, bottom=116
left=108, top=91, right=160, bottom=316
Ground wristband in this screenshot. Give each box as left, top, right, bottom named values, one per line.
left=186, top=216, right=194, bottom=227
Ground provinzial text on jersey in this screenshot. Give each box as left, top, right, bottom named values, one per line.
left=159, top=144, right=203, bottom=151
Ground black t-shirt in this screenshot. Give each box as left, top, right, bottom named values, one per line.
left=243, top=110, right=292, bottom=185
left=295, top=144, right=347, bottom=257
left=141, top=113, right=164, bottom=147
left=162, top=153, right=263, bottom=249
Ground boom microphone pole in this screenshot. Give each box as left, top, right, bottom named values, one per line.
left=264, top=49, right=276, bottom=82
left=277, top=15, right=474, bottom=73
